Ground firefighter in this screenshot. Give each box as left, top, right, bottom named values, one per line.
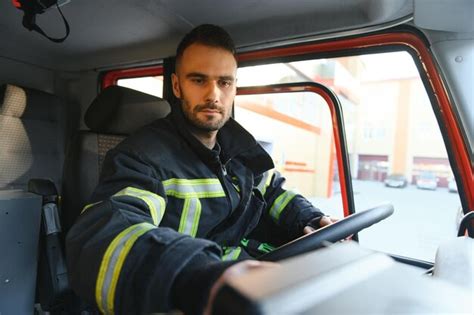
left=66, top=24, right=336, bottom=314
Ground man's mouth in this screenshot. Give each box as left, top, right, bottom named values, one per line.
left=200, top=109, right=220, bottom=113
left=196, top=105, right=222, bottom=114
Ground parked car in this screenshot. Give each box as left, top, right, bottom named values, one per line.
left=384, top=174, right=408, bottom=188
left=416, top=172, right=438, bottom=190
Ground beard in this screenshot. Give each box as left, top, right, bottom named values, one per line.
left=180, top=98, right=230, bottom=132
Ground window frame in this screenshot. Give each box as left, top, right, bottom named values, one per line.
left=237, top=83, right=354, bottom=220
left=102, top=65, right=163, bottom=89
left=236, top=29, right=473, bottom=215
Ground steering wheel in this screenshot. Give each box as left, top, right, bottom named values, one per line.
left=258, top=204, right=394, bottom=262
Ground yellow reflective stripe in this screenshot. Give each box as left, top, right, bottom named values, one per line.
left=81, top=201, right=102, bottom=214
left=232, top=183, right=240, bottom=192
left=164, top=178, right=220, bottom=185
left=222, top=246, right=242, bottom=261
left=231, top=177, right=241, bottom=192
left=178, top=198, right=202, bottom=237
left=258, top=170, right=274, bottom=196
left=269, top=191, right=297, bottom=222
left=162, top=178, right=225, bottom=199
left=113, top=187, right=166, bottom=226
left=96, top=222, right=155, bottom=314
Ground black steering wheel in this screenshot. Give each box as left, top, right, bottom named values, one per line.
left=258, top=204, right=394, bottom=262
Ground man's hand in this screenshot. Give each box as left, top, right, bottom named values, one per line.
left=204, top=260, right=279, bottom=315
left=303, top=215, right=338, bottom=235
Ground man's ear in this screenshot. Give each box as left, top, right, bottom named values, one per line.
left=171, top=73, right=181, bottom=98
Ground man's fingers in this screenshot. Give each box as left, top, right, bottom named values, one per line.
left=319, top=216, right=338, bottom=227
left=303, top=226, right=316, bottom=234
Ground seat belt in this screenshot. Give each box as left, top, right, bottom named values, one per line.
left=28, top=179, right=70, bottom=311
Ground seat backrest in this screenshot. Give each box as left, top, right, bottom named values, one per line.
left=61, top=85, right=171, bottom=231
left=0, top=84, right=70, bottom=191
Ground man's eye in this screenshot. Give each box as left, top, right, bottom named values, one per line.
left=219, top=80, right=232, bottom=88
left=191, top=78, right=205, bottom=84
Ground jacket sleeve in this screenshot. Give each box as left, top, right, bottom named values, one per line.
left=261, top=170, right=325, bottom=240
left=65, top=147, right=230, bottom=314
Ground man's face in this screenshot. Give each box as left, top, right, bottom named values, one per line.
left=172, top=43, right=237, bottom=132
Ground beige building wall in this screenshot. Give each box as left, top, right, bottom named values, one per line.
left=409, top=80, right=449, bottom=158
left=353, top=81, right=398, bottom=155
left=235, top=99, right=334, bottom=198
left=350, top=77, right=449, bottom=179
left=391, top=80, right=412, bottom=176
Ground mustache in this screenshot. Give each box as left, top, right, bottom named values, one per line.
left=194, top=103, right=223, bottom=113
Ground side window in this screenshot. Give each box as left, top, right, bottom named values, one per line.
left=236, top=50, right=462, bottom=262
left=117, top=76, right=163, bottom=98
left=234, top=92, right=344, bottom=219
left=102, top=66, right=164, bottom=97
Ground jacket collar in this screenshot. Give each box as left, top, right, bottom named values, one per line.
left=169, top=102, right=274, bottom=175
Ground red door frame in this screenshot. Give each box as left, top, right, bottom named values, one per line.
left=237, top=32, right=473, bottom=213
left=102, top=66, right=164, bottom=89
left=237, top=83, right=354, bottom=217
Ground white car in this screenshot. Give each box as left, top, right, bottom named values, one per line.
left=416, top=172, right=438, bottom=190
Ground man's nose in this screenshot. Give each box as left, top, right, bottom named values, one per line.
left=205, top=81, right=220, bottom=104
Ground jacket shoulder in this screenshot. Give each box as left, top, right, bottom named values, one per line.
left=119, top=117, right=179, bottom=148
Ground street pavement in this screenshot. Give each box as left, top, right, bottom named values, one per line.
left=308, top=180, right=462, bottom=262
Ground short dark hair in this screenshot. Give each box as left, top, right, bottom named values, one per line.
left=175, top=24, right=236, bottom=71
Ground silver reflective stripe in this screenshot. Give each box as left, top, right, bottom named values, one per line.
left=269, top=191, right=297, bottom=222
left=162, top=178, right=225, bottom=198
left=113, top=187, right=166, bottom=226
left=178, top=198, right=202, bottom=237
left=222, top=246, right=242, bottom=261
left=96, top=222, right=155, bottom=314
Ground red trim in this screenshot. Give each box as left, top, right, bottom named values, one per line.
left=12, top=0, right=21, bottom=8
left=284, top=168, right=315, bottom=173
left=102, top=66, right=163, bottom=89
left=327, top=136, right=335, bottom=199
left=237, top=85, right=351, bottom=217
left=238, top=32, right=473, bottom=214
left=285, top=161, right=307, bottom=167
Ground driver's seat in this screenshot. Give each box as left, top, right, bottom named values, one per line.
left=61, top=85, right=171, bottom=232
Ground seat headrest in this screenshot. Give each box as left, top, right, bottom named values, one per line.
left=1, top=84, right=62, bottom=121
left=85, top=85, right=171, bottom=135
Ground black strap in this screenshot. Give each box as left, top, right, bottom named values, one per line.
left=22, top=3, right=70, bottom=43
left=457, top=211, right=474, bottom=237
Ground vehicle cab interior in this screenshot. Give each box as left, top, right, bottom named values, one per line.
left=0, top=0, right=473, bottom=314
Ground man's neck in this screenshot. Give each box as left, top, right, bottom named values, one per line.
left=189, top=128, right=217, bottom=149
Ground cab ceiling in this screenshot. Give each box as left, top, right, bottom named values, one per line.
left=0, top=0, right=412, bottom=72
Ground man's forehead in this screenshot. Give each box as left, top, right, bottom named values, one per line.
left=179, top=43, right=237, bottom=75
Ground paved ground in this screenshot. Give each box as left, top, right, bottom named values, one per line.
left=308, top=180, right=462, bottom=262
